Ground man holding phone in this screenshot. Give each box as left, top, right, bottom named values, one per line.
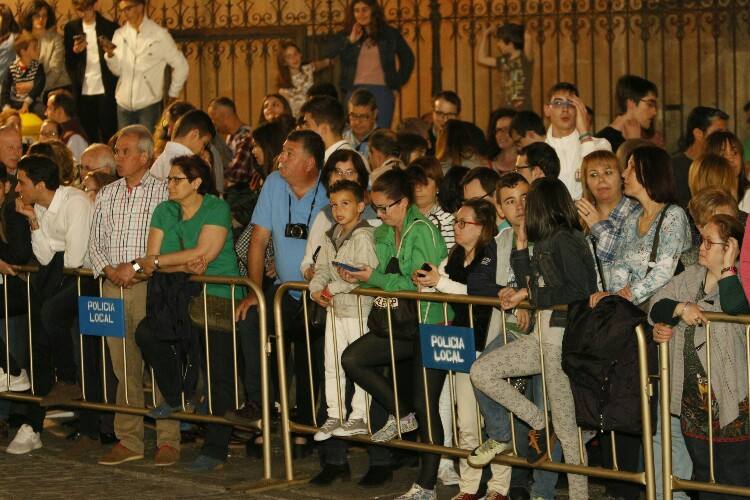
left=103, top=0, right=188, bottom=132
left=63, top=0, right=119, bottom=143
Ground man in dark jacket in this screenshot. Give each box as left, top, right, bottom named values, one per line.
left=63, top=0, right=118, bottom=143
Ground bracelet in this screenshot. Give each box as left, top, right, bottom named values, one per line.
left=721, top=265, right=737, bottom=275
left=578, top=132, right=592, bottom=141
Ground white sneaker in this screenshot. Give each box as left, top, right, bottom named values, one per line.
left=6, top=424, right=42, bottom=454
left=395, top=483, right=436, bottom=500
left=467, top=438, right=512, bottom=468
left=313, top=417, right=341, bottom=441
left=438, top=460, right=461, bottom=486
left=371, top=413, right=418, bottom=442
left=331, top=418, right=368, bottom=437
left=0, top=368, right=30, bottom=392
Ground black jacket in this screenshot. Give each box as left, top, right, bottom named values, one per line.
left=325, top=24, right=415, bottom=92
left=510, top=228, right=597, bottom=325
left=63, top=13, right=119, bottom=98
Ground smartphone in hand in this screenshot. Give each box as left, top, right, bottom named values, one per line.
left=333, top=261, right=362, bottom=273
left=73, top=33, right=86, bottom=43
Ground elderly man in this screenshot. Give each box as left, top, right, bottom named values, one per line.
left=0, top=125, right=22, bottom=179
left=79, top=143, right=116, bottom=182
left=88, top=125, right=180, bottom=467
left=103, top=0, right=188, bottom=131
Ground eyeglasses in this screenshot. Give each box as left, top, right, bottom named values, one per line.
left=40, top=130, right=58, bottom=137
left=333, top=167, right=357, bottom=178
left=639, top=98, right=658, bottom=109
left=495, top=126, right=510, bottom=135
left=548, top=98, right=574, bottom=109
left=348, top=112, right=372, bottom=122
left=699, top=237, right=727, bottom=250
left=465, top=192, right=491, bottom=202
left=434, top=110, right=458, bottom=119
left=514, top=164, right=531, bottom=173
left=371, top=198, right=403, bottom=214
left=166, top=176, right=189, bottom=184
left=454, top=219, right=482, bottom=229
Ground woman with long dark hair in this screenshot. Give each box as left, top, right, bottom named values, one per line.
left=470, top=177, right=598, bottom=500
left=325, top=0, right=414, bottom=128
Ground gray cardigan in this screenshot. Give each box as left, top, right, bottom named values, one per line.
left=648, top=264, right=748, bottom=427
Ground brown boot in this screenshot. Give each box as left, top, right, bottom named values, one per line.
left=98, top=443, right=144, bottom=465
left=154, top=444, right=180, bottom=466
left=40, top=381, right=83, bottom=407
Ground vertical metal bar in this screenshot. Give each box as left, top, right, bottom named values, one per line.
left=705, top=321, right=714, bottom=483
left=26, top=273, right=34, bottom=394
left=150, top=367, right=157, bottom=409
left=301, top=291, right=317, bottom=427
left=418, top=298, right=432, bottom=442
left=273, top=286, right=293, bottom=480
left=3, top=271, right=10, bottom=391
left=578, top=427, right=585, bottom=465
left=77, top=276, right=86, bottom=400
left=202, top=285, right=212, bottom=414
left=536, top=310, right=552, bottom=461
left=502, top=309, right=517, bottom=455
left=386, top=299, right=403, bottom=438
left=659, top=339, right=674, bottom=500
left=330, top=304, right=345, bottom=424
left=357, top=294, right=372, bottom=434
left=448, top=302, right=457, bottom=446
left=99, top=278, right=107, bottom=403
left=635, top=325, right=656, bottom=500
left=610, top=431, right=620, bottom=470
left=120, top=286, right=128, bottom=405
left=230, top=285, right=239, bottom=409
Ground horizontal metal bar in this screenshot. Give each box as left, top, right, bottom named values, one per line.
left=672, top=477, right=750, bottom=497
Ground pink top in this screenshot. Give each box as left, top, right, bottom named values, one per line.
left=740, top=216, right=750, bottom=299
left=353, top=41, right=386, bottom=86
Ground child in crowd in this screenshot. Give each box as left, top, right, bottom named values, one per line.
left=1, top=33, right=45, bottom=117
left=470, top=177, right=598, bottom=500
left=276, top=40, right=333, bottom=117
left=477, top=23, right=533, bottom=111
left=309, top=180, right=378, bottom=440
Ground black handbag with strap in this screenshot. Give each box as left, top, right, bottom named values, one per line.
left=367, top=256, right=420, bottom=340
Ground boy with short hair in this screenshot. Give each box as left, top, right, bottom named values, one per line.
left=308, top=180, right=378, bottom=440
left=1, top=33, right=45, bottom=117
left=477, top=23, right=533, bottom=111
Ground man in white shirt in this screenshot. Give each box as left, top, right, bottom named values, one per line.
left=7, top=154, right=93, bottom=455
left=299, top=96, right=356, bottom=163
left=150, top=109, right=216, bottom=179
left=103, top=0, right=188, bottom=132
left=64, top=0, right=119, bottom=143
left=45, top=92, right=89, bottom=162
left=543, top=82, right=611, bottom=199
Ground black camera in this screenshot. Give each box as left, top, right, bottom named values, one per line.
left=285, top=223, right=309, bottom=240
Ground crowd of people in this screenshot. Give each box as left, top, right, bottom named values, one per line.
left=0, top=0, right=750, bottom=498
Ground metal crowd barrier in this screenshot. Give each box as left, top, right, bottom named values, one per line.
left=658, top=310, right=750, bottom=499
left=0, top=265, right=273, bottom=481
left=273, top=282, right=657, bottom=498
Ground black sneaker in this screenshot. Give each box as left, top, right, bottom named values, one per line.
left=527, top=426, right=557, bottom=465
left=309, top=463, right=351, bottom=486
left=358, top=465, right=392, bottom=487
left=224, top=402, right=262, bottom=429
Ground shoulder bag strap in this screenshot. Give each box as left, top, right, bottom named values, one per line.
left=644, top=204, right=670, bottom=278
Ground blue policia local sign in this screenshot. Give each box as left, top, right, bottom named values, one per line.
left=78, top=296, right=126, bottom=338
left=419, top=324, right=476, bottom=373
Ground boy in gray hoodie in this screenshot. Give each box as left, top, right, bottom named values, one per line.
left=309, top=180, right=378, bottom=440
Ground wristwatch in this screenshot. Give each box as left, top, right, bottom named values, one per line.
left=131, top=260, right=143, bottom=273
left=153, top=255, right=160, bottom=270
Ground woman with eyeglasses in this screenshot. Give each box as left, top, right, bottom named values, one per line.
left=650, top=214, right=750, bottom=496
left=134, top=155, right=243, bottom=472
left=487, top=108, right=518, bottom=174
left=414, top=198, right=501, bottom=498
left=339, top=168, right=449, bottom=500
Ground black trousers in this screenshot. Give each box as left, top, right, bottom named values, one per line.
left=78, top=93, right=118, bottom=144
left=0, top=275, right=31, bottom=375
left=685, top=436, right=750, bottom=500
left=600, top=431, right=644, bottom=500
left=342, top=332, right=446, bottom=490
left=76, top=331, right=117, bottom=438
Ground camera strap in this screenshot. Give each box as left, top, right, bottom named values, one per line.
left=287, top=180, right=321, bottom=229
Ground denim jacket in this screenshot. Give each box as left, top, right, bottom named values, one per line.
left=511, top=228, right=598, bottom=327
left=325, top=25, right=415, bottom=91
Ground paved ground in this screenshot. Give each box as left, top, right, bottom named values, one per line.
left=0, top=411, right=611, bottom=499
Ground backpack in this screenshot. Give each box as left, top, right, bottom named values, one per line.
left=562, top=295, right=657, bottom=435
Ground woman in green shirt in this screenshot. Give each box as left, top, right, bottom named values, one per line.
left=135, top=155, right=241, bottom=472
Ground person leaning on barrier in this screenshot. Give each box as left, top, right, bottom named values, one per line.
left=227, top=130, right=328, bottom=455
left=338, top=168, right=450, bottom=500
left=87, top=124, right=181, bottom=467
left=6, top=154, right=93, bottom=455
left=471, top=177, right=597, bottom=500
left=414, top=198, right=507, bottom=499
left=649, top=214, right=750, bottom=495
left=133, top=154, right=243, bottom=472
left=0, top=162, right=32, bottom=393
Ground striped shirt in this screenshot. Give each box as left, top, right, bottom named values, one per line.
left=427, top=204, right=455, bottom=251
left=88, top=171, right=168, bottom=276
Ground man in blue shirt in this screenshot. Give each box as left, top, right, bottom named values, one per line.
left=226, top=131, right=327, bottom=442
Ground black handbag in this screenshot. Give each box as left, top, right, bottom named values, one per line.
left=306, top=246, right=327, bottom=331
left=188, top=294, right=235, bottom=333
left=367, top=257, right=420, bottom=340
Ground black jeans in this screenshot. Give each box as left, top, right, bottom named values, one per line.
left=342, top=332, right=446, bottom=490
left=684, top=436, right=750, bottom=500
left=600, top=432, right=644, bottom=500
left=0, top=275, right=29, bottom=374
left=78, top=93, right=118, bottom=144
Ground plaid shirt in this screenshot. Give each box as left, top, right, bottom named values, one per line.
left=589, top=195, right=640, bottom=263
left=225, top=125, right=254, bottom=185
left=88, top=171, right=168, bottom=276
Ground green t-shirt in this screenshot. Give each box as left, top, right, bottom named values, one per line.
left=151, top=194, right=245, bottom=299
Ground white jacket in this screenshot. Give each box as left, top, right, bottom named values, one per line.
left=546, top=129, right=611, bottom=199
left=105, top=17, right=188, bottom=111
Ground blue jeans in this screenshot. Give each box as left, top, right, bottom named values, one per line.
left=474, top=335, right=561, bottom=499
left=653, top=404, right=692, bottom=500
left=349, top=84, right=394, bottom=129
left=0, top=316, right=29, bottom=420
left=117, top=101, right=163, bottom=132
